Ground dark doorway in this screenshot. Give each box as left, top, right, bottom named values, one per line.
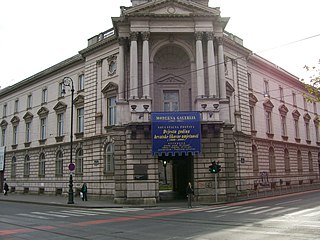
left=159, top=154, right=193, bottom=200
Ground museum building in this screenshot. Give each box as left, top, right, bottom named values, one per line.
left=0, top=0, right=319, bottom=204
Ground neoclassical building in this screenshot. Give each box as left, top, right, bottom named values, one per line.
left=0, top=0, right=319, bottom=204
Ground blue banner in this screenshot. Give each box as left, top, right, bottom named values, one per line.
left=151, top=112, right=201, bottom=156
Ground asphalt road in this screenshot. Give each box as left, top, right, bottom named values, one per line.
left=1, top=190, right=320, bottom=239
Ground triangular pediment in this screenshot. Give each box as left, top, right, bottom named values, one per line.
left=102, top=82, right=118, bottom=94
left=74, top=95, right=84, bottom=107
left=123, top=0, right=220, bottom=17
left=23, top=112, right=34, bottom=122
left=10, top=116, right=20, bottom=125
left=278, top=104, right=289, bottom=115
left=54, top=101, right=67, bottom=113
left=37, top=107, right=49, bottom=117
left=0, top=120, right=8, bottom=128
left=156, top=74, right=186, bottom=85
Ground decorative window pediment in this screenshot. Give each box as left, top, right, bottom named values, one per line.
left=37, top=107, right=49, bottom=118
left=263, top=99, right=274, bottom=112
left=23, top=112, right=34, bottom=123
left=74, top=95, right=84, bottom=107
left=102, top=82, right=118, bottom=97
left=226, top=81, right=235, bottom=97
left=314, top=116, right=320, bottom=123
left=54, top=101, right=67, bottom=113
left=249, top=93, right=258, bottom=105
left=156, top=74, right=186, bottom=85
left=278, top=104, right=289, bottom=115
left=10, top=116, right=20, bottom=126
left=304, top=113, right=311, bottom=122
left=292, top=109, right=301, bottom=120
left=0, top=120, right=8, bottom=128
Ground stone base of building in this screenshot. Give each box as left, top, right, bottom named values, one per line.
left=114, top=197, right=157, bottom=205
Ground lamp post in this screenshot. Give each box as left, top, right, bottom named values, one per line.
left=162, top=160, right=167, bottom=185
left=63, top=77, right=75, bottom=204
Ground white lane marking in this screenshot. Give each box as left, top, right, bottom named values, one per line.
left=275, top=199, right=302, bottom=206
left=17, top=213, right=50, bottom=219
left=286, top=208, right=315, bottom=216
left=31, top=212, right=69, bottom=218
left=67, top=210, right=99, bottom=216
left=267, top=207, right=298, bottom=216
left=303, top=209, right=320, bottom=217
left=206, top=206, right=252, bottom=213
left=250, top=206, right=283, bottom=214
left=235, top=206, right=268, bottom=214
left=50, top=211, right=85, bottom=217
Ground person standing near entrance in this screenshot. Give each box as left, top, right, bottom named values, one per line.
left=3, top=182, right=9, bottom=195
left=186, top=182, right=194, bottom=208
left=81, top=183, right=88, bottom=201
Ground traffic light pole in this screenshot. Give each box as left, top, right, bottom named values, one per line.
left=214, top=174, right=218, bottom=202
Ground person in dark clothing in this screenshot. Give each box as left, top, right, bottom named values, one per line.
left=186, top=182, right=194, bottom=208
left=3, top=182, right=9, bottom=195
left=81, top=183, right=88, bottom=201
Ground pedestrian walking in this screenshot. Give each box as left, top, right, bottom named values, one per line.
left=186, top=182, right=194, bottom=208
left=81, top=183, right=88, bottom=201
left=3, top=182, right=9, bottom=196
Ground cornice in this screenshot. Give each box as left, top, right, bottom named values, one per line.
left=79, top=35, right=118, bottom=57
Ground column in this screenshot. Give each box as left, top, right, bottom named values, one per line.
left=130, top=32, right=138, bottom=99
left=217, top=37, right=226, bottom=99
left=142, top=32, right=150, bottom=99
left=195, top=32, right=205, bottom=98
left=206, top=32, right=217, bottom=97
left=118, top=38, right=125, bottom=100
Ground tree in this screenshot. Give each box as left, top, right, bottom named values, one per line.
left=302, top=61, right=320, bottom=102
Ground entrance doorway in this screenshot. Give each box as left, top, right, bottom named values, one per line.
left=159, top=155, right=193, bottom=200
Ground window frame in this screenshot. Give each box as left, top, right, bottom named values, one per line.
left=55, top=151, right=63, bottom=177
left=24, top=155, right=30, bottom=177
left=75, top=148, right=84, bottom=175
left=39, top=153, right=46, bottom=177
left=107, top=96, right=117, bottom=126
left=77, top=107, right=84, bottom=133
left=104, top=143, right=114, bottom=173
left=40, top=117, right=47, bottom=140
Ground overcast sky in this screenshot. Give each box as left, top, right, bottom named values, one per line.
left=0, top=0, right=319, bottom=89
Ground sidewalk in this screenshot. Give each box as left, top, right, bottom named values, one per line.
left=0, top=193, right=190, bottom=209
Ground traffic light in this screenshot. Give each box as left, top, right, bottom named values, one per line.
left=208, top=161, right=221, bottom=173
left=216, top=163, right=221, bottom=173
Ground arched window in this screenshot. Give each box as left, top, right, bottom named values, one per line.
left=252, top=145, right=259, bottom=175
left=11, top=156, right=16, bottom=178
left=24, top=155, right=30, bottom=177
left=297, top=150, right=303, bottom=173
left=75, top=148, right=83, bottom=175
left=284, top=149, right=290, bottom=173
left=55, top=151, right=63, bottom=177
left=269, top=147, right=276, bottom=173
left=104, top=143, right=114, bottom=173
left=39, top=153, right=46, bottom=177
left=308, top=151, right=313, bottom=172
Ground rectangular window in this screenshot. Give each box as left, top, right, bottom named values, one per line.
left=42, top=88, right=48, bottom=104
left=14, top=99, right=19, bottom=113
left=78, top=74, right=85, bottom=91
left=263, top=80, right=269, bottom=97
left=27, top=94, right=32, bottom=109
left=57, top=113, right=64, bottom=136
left=315, top=123, right=320, bottom=142
left=13, top=126, right=18, bottom=145
left=40, top=118, right=47, bottom=140
left=25, top=122, right=31, bottom=143
left=247, top=73, right=252, bottom=90
left=314, top=102, right=317, bottom=114
left=281, top=115, right=287, bottom=136
left=292, top=92, right=297, bottom=107
left=3, top=104, right=7, bottom=118
left=107, top=97, right=116, bottom=126
left=1, top=128, right=6, bottom=146
left=163, top=90, right=179, bottom=112
left=279, top=86, right=284, bottom=102
left=265, top=111, right=272, bottom=134
left=306, top=122, right=310, bottom=141
left=58, top=82, right=65, bottom=98
left=250, top=106, right=255, bottom=131
left=294, top=119, right=300, bottom=139
left=77, top=108, right=84, bottom=133
left=303, top=97, right=308, bottom=110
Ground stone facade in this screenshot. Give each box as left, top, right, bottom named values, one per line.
left=0, top=0, right=319, bottom=204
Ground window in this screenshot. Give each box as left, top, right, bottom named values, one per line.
left=263, top=80, right=269, bottom=97
left=58, top=82, right=65, bottom=98
left=294, top=119, right=300, bottom=139
left=297, top=150, right=303, bottom=173
left=265, top=111, right=273, bottom=134
left=1, top=128, right=6, bottom=146
left=57, top=113, right=64, bottom=136
left=11, top=156, right=17, bottom=178
left=308, top=151, right=313, bottom=172
left=314, top=102, right=317, bottom=114
left=107, top=96, right=116, bottom=126
left=305, top=121, right=310, bottom=141
left=40, top=118, right=47, bottom=140
left=269, top=147, right=276, bottom=173
left=280, top=115, right=287, bottom=137
left=104, top=143, right=114, bottom=173
left=14, top=99, right=19, bottom=113
left=163, top=90, right=179, bottom=112
left=42, top=88, right=48, bottom=104
left=75, top=148, right=83, bottom=174
left=247, top=73, right=252, bottom=90
left=284, top=149, right=290, bottom=173
left=77, top=108, right=84, bottom=133
left=3, top=104, right=7, bottom=117
left=252, top=145, right=259, bottom=175
left=24, top=155, right=30, bottom=177
left=250, top=106, right=255, bottom=131
left=292, top=92, right=297, bottom=107
left=279, top=86, right=284, bottom=102
left=39, top=153, right=46, bottom=177
left=303, top=97, right=308, bottom=111
left=55, top=151, right=63, bottom=177
left=25, top=122, right=31, bottom=143
left=13, top=126, right=18, bottom=145
left=315, top=120, right=320, bottom=142
left=27, top=94, right=32, bottom=109
left=78, top=74, right=85, bottom=91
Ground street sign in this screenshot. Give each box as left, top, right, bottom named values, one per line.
left=68, top=163, right=75, bottom=171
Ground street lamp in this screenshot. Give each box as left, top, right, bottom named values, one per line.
left=63, top=77, right=75, bottom=204
left=162, top=160, right=167, bottom=185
